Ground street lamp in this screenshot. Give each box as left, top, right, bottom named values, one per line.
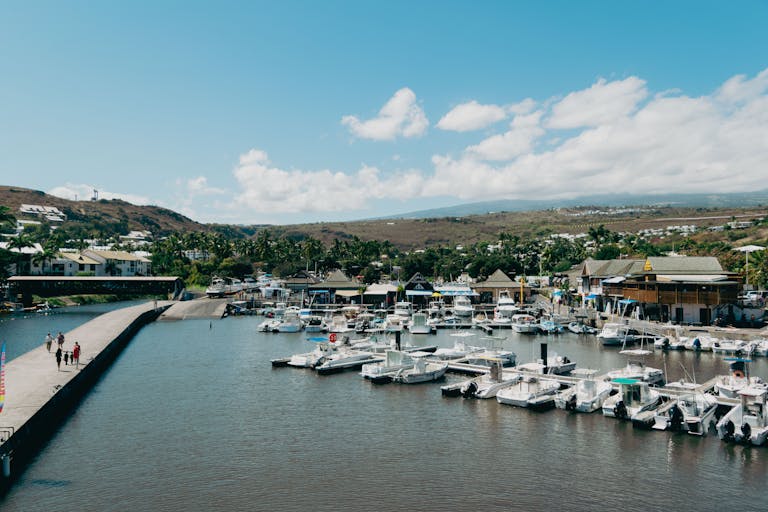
left=733, top=245, right=765, bottom=289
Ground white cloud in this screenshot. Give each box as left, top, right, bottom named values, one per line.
left=436, top=100, right=507, bottom=132
left=507, top=98, right=537, bottom=115
left=183, top=176, right=226, bottom=195
left=465, top=111, right=544, bottom=161
left=232, top=149, right=424, bottom=213
left=341, top=87, right=428, bottom=140
left=48, top=183, right=152, bottom=205
left=547, top=76, right=648, bottom=129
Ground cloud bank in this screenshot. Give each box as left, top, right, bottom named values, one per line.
left=341, top=87, right=428, bottom=140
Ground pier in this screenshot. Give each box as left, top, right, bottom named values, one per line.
left=0, top=301, right=170, bottom=494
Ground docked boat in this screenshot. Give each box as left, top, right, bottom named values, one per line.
left=393, top=301, right=413, bottom=318
left=716, top=386, right=768, bottom=446
left=683, top=334, right=717, bottom=352
left=712, top=339, right=753, bottom=356
left=605, top=349, right=665, bottom=386
left=511, top=314, right=539, bottom=334
left=205, top=276, right=232, bottom=297
left=433, top=337, right=483, bottom=360
left=596, top=323, right=639, bottom=346
left=714, top=358, right=766, bottom=398
left=496, top=374, right=560, bottom=410
left=567, top=321, right=596, bottom=335
left=303, top=315, right=325, bottom=333
left=393, top=356, right=448, bottom=384
left=493, top=291, right=519, bottom=324
left=653, top=393, right=718, bottom=436
left=327, top=313, right=355, bottom=333
left=276, top=308, right=303, bottom=333
left=384, top=314, right=406, bottom=333
left=360, top=350, right=415, bottom=384
left=458, top=358, right=522, bottom=399
left=452, top=295, right=474, bottom=318
left=286, top=338, right=335, bottom=368
left=602, top=378, right=661, bottom=420
left=538, top=314, right=564, bottom=334
left=315, top=348, right=380, bottom=375
left=555, top=369, right=613, bottom=413
left=408, top=312, right=433, bottom=334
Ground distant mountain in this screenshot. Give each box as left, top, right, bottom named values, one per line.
left=386, top=191, right=768, bottom=219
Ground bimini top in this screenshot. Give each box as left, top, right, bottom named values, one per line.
left=613, top=378, right=640, bottom=385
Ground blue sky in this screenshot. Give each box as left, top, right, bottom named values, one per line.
left=1, top=1, right=767, bottom=225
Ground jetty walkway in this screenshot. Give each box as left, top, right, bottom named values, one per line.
left=0, top=300, right=173, bottom=493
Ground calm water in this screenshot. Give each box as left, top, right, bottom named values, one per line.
left=1, top=314, right=767, bottom=512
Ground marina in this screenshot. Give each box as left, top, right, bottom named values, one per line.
left=2, top=301, right=768, bottom=511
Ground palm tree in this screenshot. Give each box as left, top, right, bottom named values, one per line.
left=0, top=205, right=17, bottom=232
left=32, top=240, right=59, bottom=275
left=7, top=233, right=34, bottom=275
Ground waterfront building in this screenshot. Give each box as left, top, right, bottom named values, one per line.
left=82, top=250, right=152, bottom=277
left=308, top=269, right=361, bottom=304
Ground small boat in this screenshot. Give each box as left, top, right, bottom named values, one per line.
left=602, top=378, right=661, bottom=420
left=393, top=356, right=448, bottom=384
left=276, top=309, right=303, bottom=333
left=538, top=315, right=564, bottom=334
left=596, top=323, right=639, bottom=346
left=516, top=354, right=576, bottom=375
left=408, top=312, right=433, bottom=334
left=303, top=315, right=325, bottom=333
left=511, top=314, right=539, bottom=334
left=286, top=338, right=335, bottom=368
left=205, top=276, right=230, bottom=297
left=714, top=358, right=766, bottom=398
left=717, top=386, right=768, bottom=446
left=496, top=374, right=560, bottom=410
left=458, top=358, right=522, bottom=399
left=712, top=339, right=753, bottom=356
left=433, top=339, right=483, bottom=360
left=315, top=348, right=380, bottom=375
left=605, top=350, right=665, bottom=386
left=555, top=369, right=613, bottom=413
left=393, top=301, right=413, bottom=318
left=683, top=335, right=717, bottom=352
left=653, top=393, right=718, bottom=436
left=567, top=321, right=596, bottom=335
left=360, top=350, right=415, bottom=384
left=493, top=291, right=519, bottom=324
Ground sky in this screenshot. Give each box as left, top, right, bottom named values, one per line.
left=1, top=1, right=767, bottom=225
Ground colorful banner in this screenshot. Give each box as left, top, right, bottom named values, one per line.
left=0, top=341, right=5, bottom=413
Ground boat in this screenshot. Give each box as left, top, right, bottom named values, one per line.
left=493, top=291, right=519, bottom=324
left=257, top=318, right=282, bottom=332
left=286, top=338, right=336, bottom=368
left=451, top=296, right=474, bottom=318
left=555, top=369, right=613, bottom=413
left=712, top=339, right=753, bottom=356
left=303, top=315, right=325, bottom=333
left=652, top=393, right=718, bottom=436
left=433, top=337, right=483, bottom=360
left=683, top=334, right=717, bottom=352
left=714, top=358, right=766, bottom=398
left=360, top=350, right=415, bottom=384
left=716, top=386, right=768, bottom=446
left=496, top=374, right=560, bottom=410
left=205, top=276, right=230, bottom=297
left=276, top=309, right=303, bottom=333
left=392, top=355, right=448, bottom=384
left=511, top=314, right=539, bottom=334
left=537, top=314, right=563, bottom=334
left=393, top=301, right=413, bottom=318
left=459, top=359, right=523, bottom=399
left=408, top=312, right=433, bottom=334
left=384, top=314, right=406, bottom=333
left=517, top=355, right=576, bottom=375
left=327, top=313, right=355, bottom=333
left=315, top=348, right=380, bottom=375
left=567, top=321, right=596, bottom=335
left=596, top=323, right=639, bottom=346
left=602, top=378, right=661, bottom=420
left=605, top=349, right=665, bottom=386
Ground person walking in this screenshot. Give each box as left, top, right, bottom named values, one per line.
left=64, top=351, right=69, bottom=366
left=55, top=346, right=62, bottom=371
left=73, top=342, right=81, bottom=369
left=56, top=331, right=65, bottom=347
left=45, top=332, right=53, bottom=352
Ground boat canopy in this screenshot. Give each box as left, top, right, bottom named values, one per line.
left=613, top=378, right=640, bottom=385
left=406, top=290, right=433, bottom=296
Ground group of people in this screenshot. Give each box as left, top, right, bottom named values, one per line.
left=44, top=331, right=81, bottom=371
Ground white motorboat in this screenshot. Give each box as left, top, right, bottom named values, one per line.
left=286, top=338, right=335, bottom=368
left=511, top=314, right=539, bottom=334
left=433, top=338, right=483, bottom=360
left=751, top=339, right=768, bottom=357
left=276, top=309, right=303, bottom=333
left=714, top=358, right=766, bottom=398
left=327, top=313, right=355, bottom=333
left=602, top=378, right=661, bottom=420
left=493, top=291, right=519, bottom=324
left=683, top=334, right=717, bottom=352
left=452, top=295, right=474, bottom=318
left=393, top=356, right=448, bottom=384
left=496, top=374, right=560, bottom=410
left=360, top=350, right=415, bottom=384
left=257, top=318, right=282, bottom=332
left=303, top=315, right=325, bottom=333
left=653, top=393, right=718, bottom=436
left=463, top=349, right=517, bottom=368
left=315, top=347, right=379, bottom=375
left=712, top=339, right=753, bottom=356
left=458, top=358, right=522, bottom=399
left=384, top=314, right=406, bottom=333
left=717, top=386, right=768, bottom=446
left=517, top=354, right=576, bottom=375
left=605, top=349, right=665, bottom=386
left=597, top=322, right=639, bottom=346
left=567, top=321, right=596, bottom=335
left=555, top=370, right=613, bottom=413
left=408, top=311, right=433, bottom=334
left=538, top=315, right=564, bottom=334
left=205, top=276, right=238, bottom=297
left=394, top=301, right=413, bottom=318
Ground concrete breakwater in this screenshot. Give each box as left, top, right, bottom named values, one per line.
left=0, top=301, right=170, bottom=495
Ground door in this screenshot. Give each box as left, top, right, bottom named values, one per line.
left=675, top=307, right=684, bottom=324
left=699, top=308, right=711, bottom=326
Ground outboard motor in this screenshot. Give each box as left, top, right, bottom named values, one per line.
left=615, top=401, right=628, bottom=420
left=565, top=394, right=577, bottom=411
left=741, top=422, right=752, bottom=444
left=669, top=404, right=684, bottom=431
left=723, top=420, right=735, bottom=442
left=462, top=381, right=478, bottom=399
left=692, top=337, right=701, bottom=350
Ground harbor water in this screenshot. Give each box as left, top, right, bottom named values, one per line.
left=1, top=311, right=767, bottom=511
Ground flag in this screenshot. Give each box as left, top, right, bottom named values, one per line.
left=0, top=342, right=5, bottom=413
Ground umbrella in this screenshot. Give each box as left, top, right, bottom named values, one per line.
left=733, top=245, right=765, bottom=287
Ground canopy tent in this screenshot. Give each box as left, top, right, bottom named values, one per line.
left=733, top=245, right=765, bottom=287
left=434, top=286, right=479, bottom=296
left=406, top=290, right=433, bottom=296
left=335, top=289, right=362, bottom=297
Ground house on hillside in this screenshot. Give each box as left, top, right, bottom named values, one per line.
left=82, top=250, right=152, bottom=277
left=42, top=252, right=102, bottom=276
left=471, top=269, right=521, bottom=303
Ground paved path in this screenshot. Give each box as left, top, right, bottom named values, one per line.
left=159, top=297, right=228, bottom=319
left=1, top=301, right=163, bottom=438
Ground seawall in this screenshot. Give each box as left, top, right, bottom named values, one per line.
left=0, top=301, right=170, bottom=495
